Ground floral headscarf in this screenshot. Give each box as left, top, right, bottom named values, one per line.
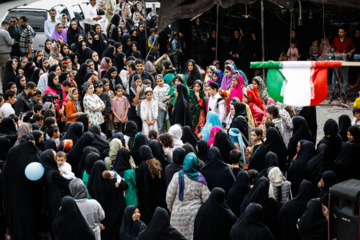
left=68, top=87, right=81, bottom=112
left=252, top=76, right=268, bottom=103
left=50, top=42, right=63, bottom=61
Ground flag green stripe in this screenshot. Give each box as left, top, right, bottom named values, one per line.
left=250, top=61, right=282, bottom=69
left=267, top=69, right=286, bottom=103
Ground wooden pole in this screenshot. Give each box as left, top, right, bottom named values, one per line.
left=261, top=0, right=265, bottom=80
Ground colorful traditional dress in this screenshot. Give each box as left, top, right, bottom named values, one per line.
left=189, top=81, right=207, bottom=135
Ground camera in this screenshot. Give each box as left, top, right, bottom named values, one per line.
left=43, top=93, right=59, bottom=104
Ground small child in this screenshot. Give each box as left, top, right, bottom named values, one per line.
left=143, top=79, right=152, bottom=88
left=57, top=151, right=75, bottom=180
left=112, top=84, right=130, bottom=133
left=247, top=169, right=259, bottom=188
left=148, top=129, right=158, bottom=140
left=308, top=39, right=321, bottom=60
left=153, top=74, right=170, bottom=134
left=353, top=91, right=360, bottom=109
left=148, top=28, right=160, bottom=59
left=102, top=170, right=123, bottom=187
left=159, top=132, right=174, bottom=157
left=287, top=41, right=300, bottom=61
left=140, top=87, right=158, bottom=136
left=351, top=108, right=360, bottom=128
left=228, top=149, right=242, bottom=177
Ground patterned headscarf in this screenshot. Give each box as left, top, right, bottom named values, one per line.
left=50, top=42, right=63, bottom=61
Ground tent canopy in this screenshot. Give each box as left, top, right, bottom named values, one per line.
left=157, top=0, right=360, bottom=32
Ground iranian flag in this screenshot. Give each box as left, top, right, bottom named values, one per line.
left=250, top=61, right=342, bottom=106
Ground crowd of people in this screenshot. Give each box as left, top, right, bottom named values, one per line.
left=0, top=0, right=359, bottom=240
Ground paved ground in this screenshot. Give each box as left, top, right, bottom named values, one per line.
left=316, top=100, right=353, bottom=143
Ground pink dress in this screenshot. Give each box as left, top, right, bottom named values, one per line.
left=44, top=86, right=67, bottom=113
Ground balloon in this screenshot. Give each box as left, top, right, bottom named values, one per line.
left=25, top=162, right=45, bottom=181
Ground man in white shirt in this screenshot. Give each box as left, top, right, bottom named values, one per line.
left=0, top=90, right=16, bottom=118
left=207, top=81, right=226, bottom=124
left=84, top=0, right=102, bottom=33
left=44, top=9, right=57, bottom=39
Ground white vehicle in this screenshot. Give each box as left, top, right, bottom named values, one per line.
left=2, top=0, right=109, bottom=52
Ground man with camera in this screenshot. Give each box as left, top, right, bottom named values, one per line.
left=14, top=81, right=36, bottom=116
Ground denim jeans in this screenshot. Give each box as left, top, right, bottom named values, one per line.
left=332, top=66, right=349, bottom=93
left=157, top=109, right=167, bottom=134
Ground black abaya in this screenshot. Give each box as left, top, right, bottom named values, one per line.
left=129, top=133, right=148, bottom=166
left=227, top=170, right=251, bottom=217
left=196, top=140, right=209, bottom=163
left=230, top=203, right=275, bottom=240
left=67, top=132, right=94, bottom=176
left=338, top=114, right=351, bottom=141
left=88, top=160, right=128, bottom=240
left=3, top=60, right=16, bottom=91
left=213, top=131, right=236, bottom=164
left=287, top=140, right=315, bottom=196
left=40, top=149, right=71, bottom=220
left=230, top=116, right=249, bottom=144
left=249, top=127, right=287, bottom=172
left=136, top=207, right=187, bottom=240
left=194, top=187, right=237, bottom=240
left=2, top=141, right=43, bottom=240
left=306, top=143, right=326, bottom=185
left=119, top=205, right=147, bottom=240
left=334, top=142, right=360, bottom=181
left=257, top=151, right=278, bottom=180
left=317, top=119, right=342, bottom=171
left=88, top=125, right=110, bottom=153
left=51, top=196, right=96, bottom=240
left=199, top=147, right=235, bottom=194
left=136, top=146, right=167, bottom=224
left=277, top=180, right=313, bottom=240
left=77, top=146, right=100, bottom=177
left=148, top=139, right=170, bottom=169
left=299, top=106, right=317, bottom=142
left=319, top=170, right=338, bottom=206
left=298, top=199, right=327, bottom=240
left=182, top=59, right=202, bottom=87
left=165, top=148, right=185, bottom=186
left=76, top=114, right=90, bottom=132
left=288, top=116, right=313, bottom=160
left=173, top=84, right=191, bottom=127
left=181, top=125, right=199, bottom=149
left=113, top=148, right=132, bottom=174
left=240, top=177, right=278, bottom=235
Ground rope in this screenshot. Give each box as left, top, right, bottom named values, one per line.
left=215, top=4, right=219, bottom=60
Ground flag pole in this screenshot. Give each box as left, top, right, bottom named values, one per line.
left=261, top=0, right=265, bottom=80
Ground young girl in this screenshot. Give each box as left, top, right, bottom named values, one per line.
left=287, top=41, right=300, bottom=61
left=99, top=57, right=112, bottom=79
left=228, top=73, right=245, bottom=104
left=189, top=80, right=206, bottom=134
left=103, top=66, right=122, bottom=92
left=103, top=78, right=115, bottom=134
left=44, top=72, right=67, bottom=123
left=245, top=128, right=263, bottom=169
left=168, top=75, right=189, bottom=105
left=203, top=65, right=216, bottom=82
left=15, top=75, right=26, bottom=94
left=266, top=104, right=284, bottom=136
left=159, top=132, right=174, bottom=157
left=140, top=87, right=158, bottom=136
left=39, top=57, right=50, bottom=72
left=210, top=69, right=223, bottom=86
left=65, top=88, right=83, bottom=122
left=220, top=65, right=235, bottom=90
left=243, top=89, right=264, bottom=126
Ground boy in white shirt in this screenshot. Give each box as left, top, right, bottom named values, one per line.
left=0, top=90, right=16, bottom=118
left=153, top=74, right=170, bottom=134
left=56, top=151, right=75, bottom=180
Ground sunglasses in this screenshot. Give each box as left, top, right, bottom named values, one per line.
left=10, top=21, right=16, bottom=23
